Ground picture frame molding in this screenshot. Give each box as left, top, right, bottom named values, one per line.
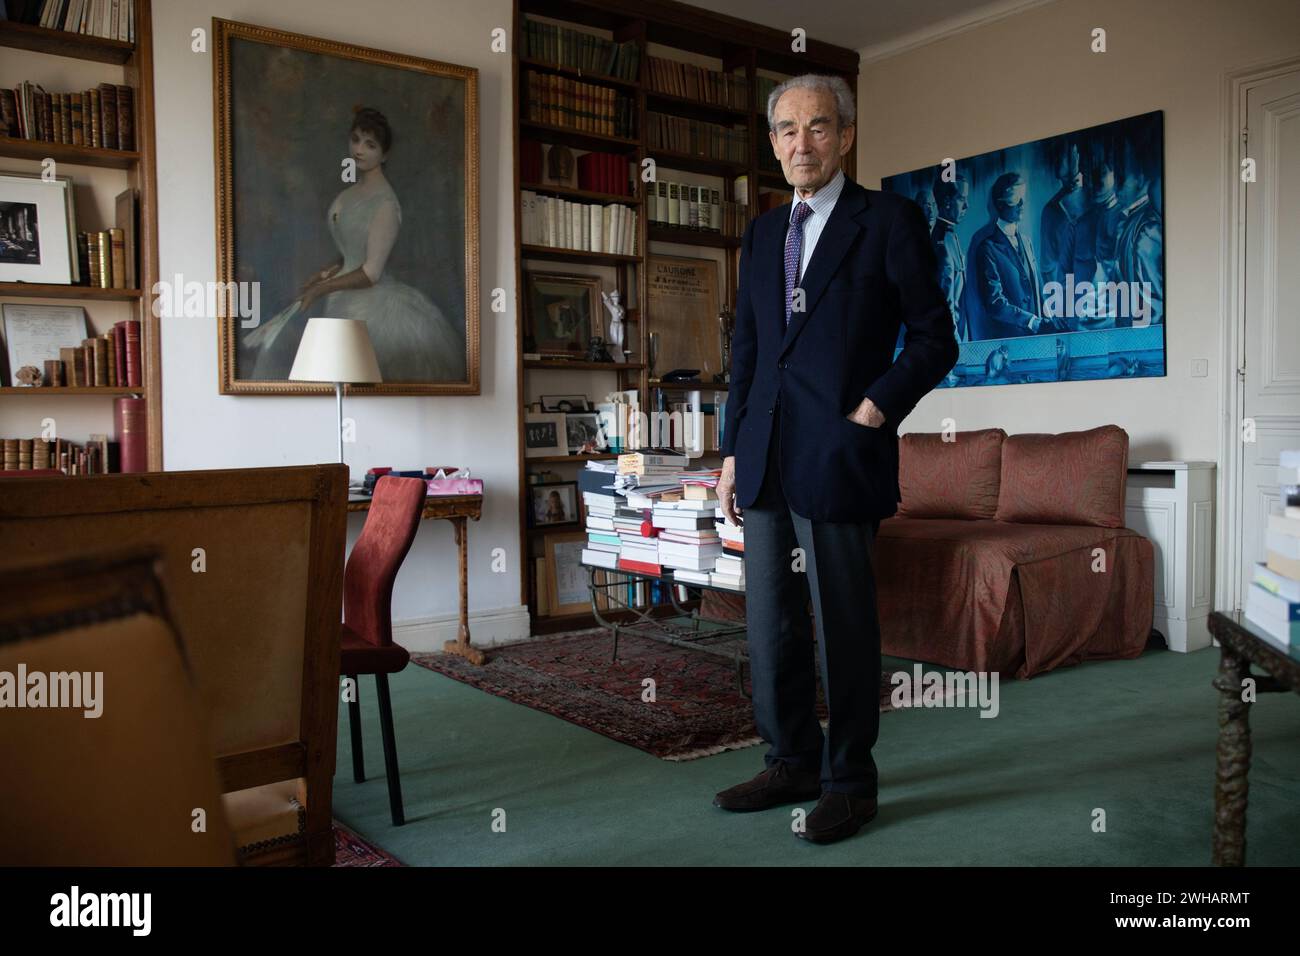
left=212, top=17, right=480, bottom=396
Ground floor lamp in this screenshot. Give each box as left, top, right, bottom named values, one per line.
left=288, top=318, right=383, bottom=464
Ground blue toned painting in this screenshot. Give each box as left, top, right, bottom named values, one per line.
left=883, top=111, right=1166, bottom=389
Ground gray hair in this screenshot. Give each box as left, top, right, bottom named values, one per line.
left=766, top=74, right=855, bottom=132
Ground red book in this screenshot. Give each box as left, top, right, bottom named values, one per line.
left=113, top=321, right=128, bottom=385
left=114, top=397, right=147, bottom=473
left=124, top=320, right=141, bottom=387
left=617, top=558, right=663, bottom=576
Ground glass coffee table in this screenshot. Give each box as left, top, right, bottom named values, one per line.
left=582, top=562, right=751, bottom=696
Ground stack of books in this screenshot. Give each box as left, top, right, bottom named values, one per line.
left=1, top=1, right=136, bottom=42
left=1244, top=449, right=1300, bottom=650
left=1, top=81, right=135, bottom=151
left=519, top=190, right=638, bottom=255
left=654, top=468, right=724, bottom=583
left=712, top=504, right=746, bottom=591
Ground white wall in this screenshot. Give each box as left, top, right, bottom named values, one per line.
left=855, top=0, right=1300, bottom=463
left=152, top=0, right=525, bottom=644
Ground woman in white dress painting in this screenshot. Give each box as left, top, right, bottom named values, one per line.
left=245, top=106, right=465, bottom=382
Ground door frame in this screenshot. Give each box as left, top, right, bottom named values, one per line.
left=1218, top=53, right=1300, bottom=613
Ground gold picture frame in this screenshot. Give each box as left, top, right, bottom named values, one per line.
left=213, top=18, right=480, bottom=395
left=543, top=529, right=591, bottom=617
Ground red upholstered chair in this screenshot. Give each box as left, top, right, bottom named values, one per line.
left=342, top=475, right=426, bottom=826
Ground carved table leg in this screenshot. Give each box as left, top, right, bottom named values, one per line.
left=1211, top=646, right=1252, bottom=866
left=442, top=516, right=486, bottom=665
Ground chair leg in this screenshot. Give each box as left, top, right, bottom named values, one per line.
left=374, top=673, right=405, bottom=826
left=347, top=675, right=365, bottom=783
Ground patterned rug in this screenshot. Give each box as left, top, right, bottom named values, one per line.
left=412, top=626, right=942, bottom=761
left=333, top=820, right=403, bottom=867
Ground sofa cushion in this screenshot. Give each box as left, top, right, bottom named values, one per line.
left=897, top=428, right=1007, bottom=519
left=995, top=425, right=1129, bottom=528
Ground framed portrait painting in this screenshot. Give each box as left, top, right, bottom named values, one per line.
left=213, top=19, right=479, bottom=394
left=523, top=272, right=602, bottom=356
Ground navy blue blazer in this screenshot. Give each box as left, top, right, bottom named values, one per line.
left=721, top=176, right=959, bottom=522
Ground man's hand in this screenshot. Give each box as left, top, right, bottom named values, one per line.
left=718, top=455, right=741, bottom=527
left=846, top=397, right=886, bottom=428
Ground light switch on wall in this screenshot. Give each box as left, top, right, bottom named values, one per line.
left=1191, top=359, right=1208, bottom=377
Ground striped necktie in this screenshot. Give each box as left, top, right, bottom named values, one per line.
left=784, top=201, right=813, bottom=327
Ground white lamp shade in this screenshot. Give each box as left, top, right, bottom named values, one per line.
left=288, top=317, right=383, bottom=384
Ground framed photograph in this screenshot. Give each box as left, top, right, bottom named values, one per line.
left=524, top=411, right=567, bottom=458
left=529, top=481, right=580, bottom=528
left=540, top=394, right=589, bottom=412
left=543, top=530, right=591, bottom=616
left=213, top=18, right=480, bottom=394
left=524, top=272, right=602, bottom=356
left=565, top=411, right=605, bottom=452
left=0, top=172, right=78, bottom=285
left=1, top=304, right=88, bottom=386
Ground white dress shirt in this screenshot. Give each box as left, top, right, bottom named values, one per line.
left=789, top=168, right=845, bottom=283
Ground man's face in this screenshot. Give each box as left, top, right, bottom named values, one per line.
left=916, top=189, right=937, bottom=226
left=995, top=182, right=1026, bottom=223
left=1090, top=164, right=1115, bottom=203
left=768, top=87, right=854, bottom=194
left=940, top=182, right=970, bottom=222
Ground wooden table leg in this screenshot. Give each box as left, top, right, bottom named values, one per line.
left=442, top=516, right=486, bottom=665
left=1211, top=645, right=1251, bottom=866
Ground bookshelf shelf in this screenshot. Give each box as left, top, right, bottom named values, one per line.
left=0, top=386, right=142, bottom=396
left=517, top=56, right=639, bottom=91
left=519, top=120, right=639, bottom=153
left=524, top=359, right=645, bottom=370
left=520, top=244, right=641, bottom=264
left=0, top=0, right=163, bottom=471
left=0, top=282, right=143, bottom=301
left=0, top=135, right=140, bottom=169
left=0, top=20, right=134, bottom=64
left=647, top=226, right=740, bottom=249
left=513, top=0, right=857, bottom=633
left=520, top=181, right=642, bottom=205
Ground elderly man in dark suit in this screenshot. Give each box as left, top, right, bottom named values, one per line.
left=713, top=74, right=958, bottom=844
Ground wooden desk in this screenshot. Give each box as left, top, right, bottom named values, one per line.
left=1207, top=610, right=1299, bottom=866
left=348, top=493, right=486, bottom=665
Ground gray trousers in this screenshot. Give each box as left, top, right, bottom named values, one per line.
left=742, top=404, right=882, bottom=797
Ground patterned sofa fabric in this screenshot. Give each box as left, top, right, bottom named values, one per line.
left=994, top=424, right=1130, bottom=528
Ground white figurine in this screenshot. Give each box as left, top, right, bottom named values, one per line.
left=600, top=290, right=626, bottom=363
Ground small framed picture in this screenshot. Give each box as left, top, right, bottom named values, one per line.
left=529, top=481, right=580, bottom=528
left=524, top=272, right=602, bottom=356
left=524, top=411, right=567, bottom=458
left=0, top=172, right=79, bottom=285
left=540, top=394, right=589, bottom=412
left=543, top=529, right=591, bottom=616
left=2, top=304, right=88, bottom=386
left=565, top=411, right=605, bottom=453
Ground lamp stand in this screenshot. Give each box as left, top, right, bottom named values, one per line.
left=334, top=381, right=344, bottom=465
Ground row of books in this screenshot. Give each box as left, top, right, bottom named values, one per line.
left=520, top=141, right=635, bottom=197
left=525, top=71, right=637, bottom=139
left=521, top=18, right=641, bottom=82
left=647, top=180, right=747, bottom=238
left=648, top=387, right=727, bottom=455
left=3, top=0, right=135, bottom=41
left=2, top=434, right=116, bottom=474
left=646, top=111, right=748, bottom=165
left=75, top=227, right=133, bottom=289
left=0, top=82, right=135, bottom=151
left=579, top=451, right=744, bottom=591
left=646, top=56, right=749, bottom=110
left=40, top=319, right=142, bottom=388
left=520, top=191, right=639, bottom=256
left=1243, top=450, right=1300, bottom=648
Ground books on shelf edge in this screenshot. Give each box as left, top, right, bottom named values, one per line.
left=1254, top=562, right=1300, bottom=602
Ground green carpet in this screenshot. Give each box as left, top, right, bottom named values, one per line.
left=332, top=631, right=1300, bottom=866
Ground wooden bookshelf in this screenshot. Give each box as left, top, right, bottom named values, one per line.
left=0, top=0, right=162, bottom=471
left=512, top=0, right=858, bottom=630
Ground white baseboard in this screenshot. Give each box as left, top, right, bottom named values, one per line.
left=391, top=604, right=533, bottom=653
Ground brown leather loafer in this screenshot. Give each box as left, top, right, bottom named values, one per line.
left=713, top=763, right=822, bottom=812
left=795, top=792, right=878, bottom=843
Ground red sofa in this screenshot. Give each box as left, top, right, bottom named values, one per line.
left=876, top=425, right=1154, bottom=678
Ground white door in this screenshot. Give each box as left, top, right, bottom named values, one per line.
left=1239, top=68, right=1300, bottom=608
